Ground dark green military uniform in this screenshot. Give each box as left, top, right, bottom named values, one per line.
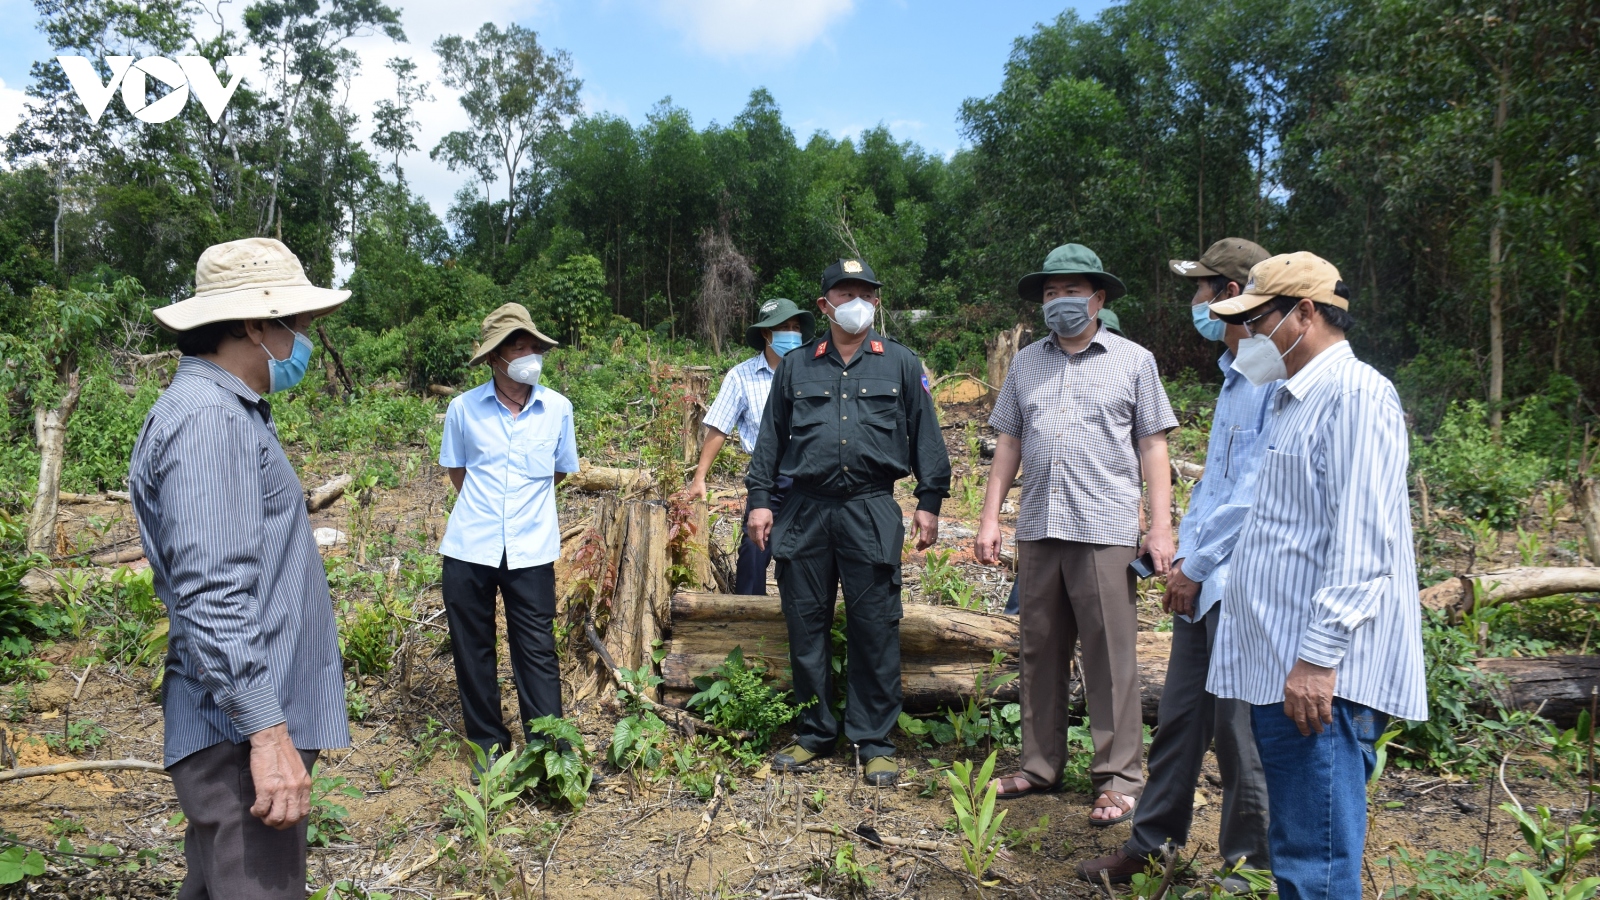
left=746, top=321, right=951, bottom=759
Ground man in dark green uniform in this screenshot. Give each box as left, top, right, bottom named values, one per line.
left=746, top=257, right=951, bottom=786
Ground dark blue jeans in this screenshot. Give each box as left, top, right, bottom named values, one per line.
left=1251, top=697, right=1388, bottom=900
left=734, top=476, right=791, bottom=595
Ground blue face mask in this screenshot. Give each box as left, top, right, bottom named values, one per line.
left=1191, top=303, right=1227, bottom=342
left=770, top=331, right=802, bottom=356
left=261, top=325, right=314, bottom=393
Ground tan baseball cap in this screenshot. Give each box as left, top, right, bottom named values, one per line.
left=152, top=238, right=350, bottom=331
left=1208, top=251, right=1347, bottom=317
left=1169, top=238, right=1270, bottom=285
left=467, top=303, right=559, bottom=366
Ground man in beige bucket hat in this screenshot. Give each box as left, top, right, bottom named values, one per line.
left=438, top=302, right=577, bottom=780
left=129, top=238, right=352, bottom=899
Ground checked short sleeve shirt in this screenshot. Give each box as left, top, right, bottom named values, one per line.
left=989, top=327, right=1177, bottom=547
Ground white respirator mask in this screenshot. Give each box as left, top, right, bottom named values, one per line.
left=826, top=297, right=876, bottom=335
left=505, top=353, right=543, bottom=386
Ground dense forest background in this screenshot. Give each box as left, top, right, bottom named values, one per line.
left=1, top=0, right=1596, bottom=449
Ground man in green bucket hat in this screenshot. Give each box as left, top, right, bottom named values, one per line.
left=975, top=243, right=1179, bottom=826
left=687, top=297, right=814, bottom=595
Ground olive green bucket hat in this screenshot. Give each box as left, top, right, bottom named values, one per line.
left=1017, top=243, right=1127, bottom=303
left=745, top=297, right=816, bottom=352
left=467, top=302, right=559, bottom=367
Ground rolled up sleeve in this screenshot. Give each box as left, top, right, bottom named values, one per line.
left=157, top=409, right=285, bottom=736
left=1298, top=388, right=1406, bottom=668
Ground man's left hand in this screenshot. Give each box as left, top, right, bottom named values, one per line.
left=1140, top=529, right=1175, bottom=576
left=913, top=511, right=939, bottom=551
left=1162, top=560, right=1199, bottom=617
left=1283, top=659, right=1337, bottom=736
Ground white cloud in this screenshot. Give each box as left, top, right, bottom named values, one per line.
left=0, top=76, right=27, bottom=138
left=656, top=0, right=855, bottom=59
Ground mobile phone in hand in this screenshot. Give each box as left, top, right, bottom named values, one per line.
left=1128, top=553, right=1156, bottom=579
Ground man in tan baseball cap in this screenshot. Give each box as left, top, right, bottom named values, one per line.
left=130, top=237, right=352, bottom=898
left=1203, top=250, right=1427, bottom=900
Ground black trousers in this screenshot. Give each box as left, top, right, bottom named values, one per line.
left=168, top=740, right=319, bottom=900
left=441, top=555, right=561, bottom=756
left=771, top=490, right=905, bottom=760
left=735, top=476, right=791, bottom=596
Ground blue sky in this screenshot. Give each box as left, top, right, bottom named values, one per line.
left=0, top=0, right=1111, bottom=217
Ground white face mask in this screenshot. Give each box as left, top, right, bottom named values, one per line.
left=1231, top=311, right=1303, bottom=386
left=826, top=297, right=876, bottom=335
left=505, top=353, right=543, bottom=386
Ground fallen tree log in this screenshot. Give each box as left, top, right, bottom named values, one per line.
left=90, top=545, right=144, bottom=566
left=1420, top=567, right=1600, bottom=614
left=19, top=564, right=147, bottom=599
left=567, top=463, right=654, bottom=494
left=306, top=473, right=354, bottom=513
left=1475, top=655, right=1600, bottom=727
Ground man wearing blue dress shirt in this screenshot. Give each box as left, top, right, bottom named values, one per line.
left=438, top=303, right=579, bottom=773
left=1080, top=238, right=1274, bottom=887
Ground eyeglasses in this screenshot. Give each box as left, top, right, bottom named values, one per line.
left=1242, top=308, right=1281, bottom=336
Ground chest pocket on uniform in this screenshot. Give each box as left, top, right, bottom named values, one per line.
left=519, top=434, right=557, bottom=478
left=1222, top=427, right=1261, bottom=481
left=852, top=379, right=903, bottom=431
left=789, top=382, right=835, bottom=432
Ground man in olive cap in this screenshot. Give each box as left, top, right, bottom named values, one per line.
left=975, top=243, right=1177, bottom=825
left=687, top=298, right=814, bottom=594
left=130, top=237, right=351, bottom=899
left=1080, top=238, right=1274, bottom=886
left=437, top=303, right=579, bottom=778
left=746, top=258, right=951, bottom=786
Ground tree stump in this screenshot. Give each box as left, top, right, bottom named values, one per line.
left=27, top=371, right=83, bottom=555
left=984, top=325, right=1031, bottom=404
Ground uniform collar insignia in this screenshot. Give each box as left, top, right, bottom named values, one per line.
left=814, top=341, right=828, bottom=358
left=869, top=340, right=884, bottom=354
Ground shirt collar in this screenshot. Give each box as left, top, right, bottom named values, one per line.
left=753, top=352, right=777, bottom=375
left=1282, top=340, right=1353, bottom=401
left=477, top=379, right=545, bottom=411
left=179, top=356, right=265, bottom=407
left=1042, top=325, right=1109, bottom=358
left=822, top=328, right=882, bottom=367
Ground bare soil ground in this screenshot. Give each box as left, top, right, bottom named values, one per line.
left=0, top=395, right=1590, bottom=899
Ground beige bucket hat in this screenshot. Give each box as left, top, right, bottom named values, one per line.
left=152, top=238, right=350, bottom=331
left=467, top=303, right=559, bottom=367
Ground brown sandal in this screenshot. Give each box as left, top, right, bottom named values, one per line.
left=1089, top=790, right=1137, bottom=827
left=989, top=773, right=1063, bottom=800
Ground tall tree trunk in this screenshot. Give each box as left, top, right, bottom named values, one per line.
left=27, top=372, right=83, bottom=555
left=1196, top=125, right=1206, bottom=253
left=1487, top=70, right=1508, bottom=438
left=1554, top=259, right=1572, bottom=373
left=52, top=172, right=63, bottom=268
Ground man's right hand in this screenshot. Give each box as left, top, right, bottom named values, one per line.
left=248, top=723, right=311, bottom=830
left=975, top=517, right=1003, bottom=566
left=1162, top=559, right=1200, bottom=617
left=747, top=507, right=774, bottom=551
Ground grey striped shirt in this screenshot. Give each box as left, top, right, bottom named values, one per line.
left=1206, top=342, right=1427, bottom=721
left=130, top=357, right=350, bottom=766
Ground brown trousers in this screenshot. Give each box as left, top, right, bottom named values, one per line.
left=168, top=739, right=320, bottom=900
left=1017, top=539, right=1144, bottom=797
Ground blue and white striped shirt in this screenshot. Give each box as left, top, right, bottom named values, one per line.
left=1206, top=342, right=1427, bottom=721
left=702, top=353, right=777, bottom=454
left=1174, top=352, right=1278, bottom=622
left=130, top=357, right=350, bottom=766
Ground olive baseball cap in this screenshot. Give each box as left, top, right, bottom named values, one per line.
left=820, top=258, right=883, bottom=294
left=1169, top=238, right=1270, bottom=286
left=467, top=302, right=559, bottom=367
left=1208, top=251, right=1348, bottom=317
left=1017, top=243, right=1127, bottom=302
left=745, top=297, right=815, bottom=352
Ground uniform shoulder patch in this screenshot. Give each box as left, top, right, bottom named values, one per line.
left=869, top=340, right=884, bottom=354
left=814, top=341, right=828, bottom=358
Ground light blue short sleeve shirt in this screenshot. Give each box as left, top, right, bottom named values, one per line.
left=438, top=381, right=579, bottom=569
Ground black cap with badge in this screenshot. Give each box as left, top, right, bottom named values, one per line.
left=819, top=257, right=883, bottom=294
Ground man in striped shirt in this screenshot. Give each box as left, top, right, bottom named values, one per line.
left=687, top=298, right=813, bottom=594
left=131, top=238, right=351, bottom=899
left=1205, top=252, right=1426, bottom=900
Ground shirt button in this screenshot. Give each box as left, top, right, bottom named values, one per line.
left=842, top=371, right=849, bottom=376
left=842, top=415, right=848, bottom=420
left=843, top=466, right=850, bottom=472
left=841, top=439, right=847, bottom=445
